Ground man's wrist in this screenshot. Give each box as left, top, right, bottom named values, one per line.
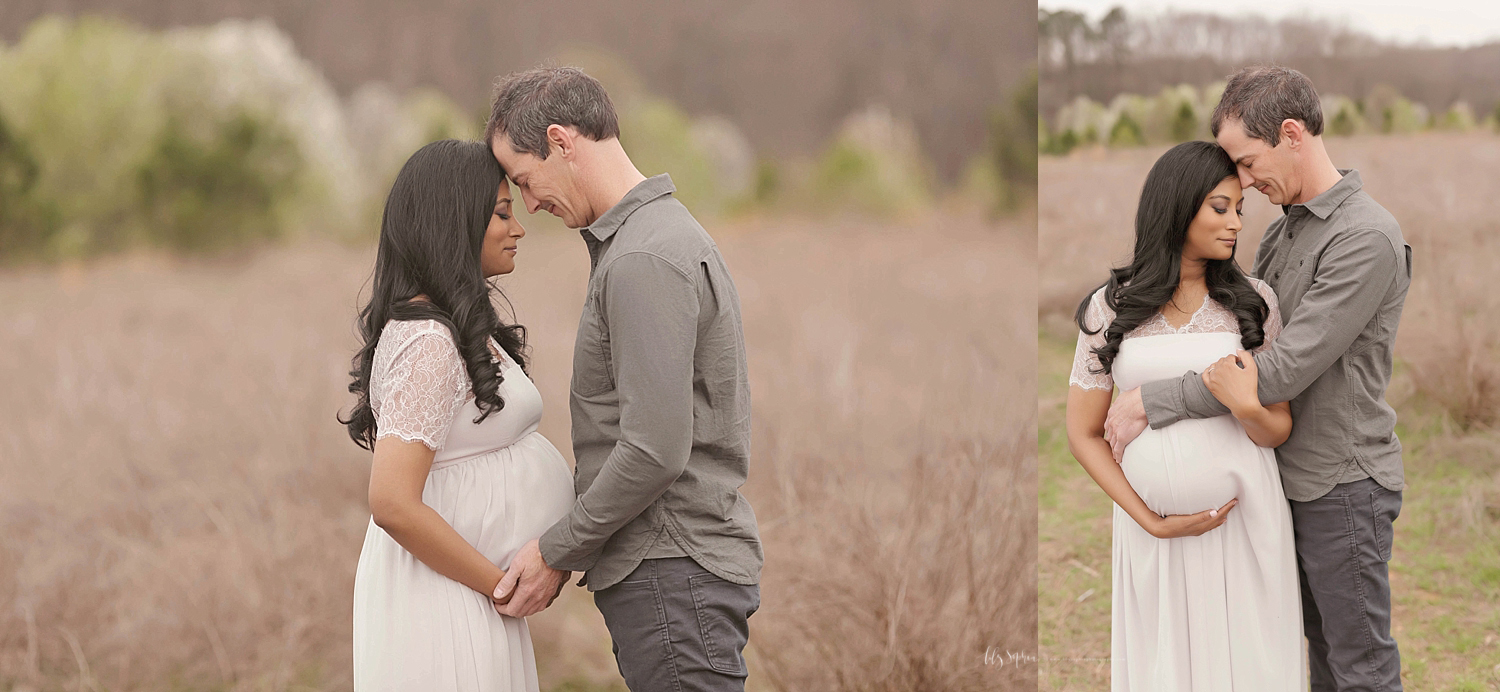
left=1179, top=370, right=1231, bottom=420
left=1140, top=379, right=1182, bottom=429
left=530, top=539, right=555, bottom=570
left=539, top=521, right=584, bottom=572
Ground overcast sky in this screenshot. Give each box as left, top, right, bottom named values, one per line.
left=1042, top=0, right=1500, bottom=48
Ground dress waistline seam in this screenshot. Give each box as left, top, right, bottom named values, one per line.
left=429, top=430, right=540, bottom=471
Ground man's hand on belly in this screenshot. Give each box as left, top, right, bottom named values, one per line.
left=1104, top=387, right=1149, bottom=462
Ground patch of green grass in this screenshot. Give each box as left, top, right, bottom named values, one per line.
left=1038, top=329, right=1114, bottom=690
left=547, top=679, right=628, bottom=692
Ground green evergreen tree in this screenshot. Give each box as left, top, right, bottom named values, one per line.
left=1109, top=112, right=1145, bottom=147
left=1329, top=106, right=1358, bottom=136
left=0, top=112, right=58, bottom=259
left=1169, top=101, right=1198, bottom=142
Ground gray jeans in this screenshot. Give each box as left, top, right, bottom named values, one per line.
left=1291, top=476, right=1403, bottom=691
left=593, top=557, right=760, bottom=692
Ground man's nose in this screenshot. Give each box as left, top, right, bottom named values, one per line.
left=1237, top=168, right=1254, bottom=189
left=521, top=189, right=540, bottom=214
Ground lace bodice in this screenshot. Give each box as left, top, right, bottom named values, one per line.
left=371, top=319, right=516, bottom=451
left=1069, top=278, right=1283, bottom=391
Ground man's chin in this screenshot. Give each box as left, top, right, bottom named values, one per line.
left=549, top=208, right=580, bottom=229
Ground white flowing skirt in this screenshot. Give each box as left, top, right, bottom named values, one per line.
left=1111, top=414, right=1306, bottom=691
left=352, top=432, right=575, bottom=692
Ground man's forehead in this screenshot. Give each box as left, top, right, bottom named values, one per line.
left=490, top=134, right=517, bottom=159
left=1217, top=122, right=1263, bottom=156
left=492, top=135, right=541, bottom=170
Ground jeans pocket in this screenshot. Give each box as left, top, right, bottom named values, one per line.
left=688, top=573, right=755, bottom=677
left=1370, top=486, right=1401, bottom=562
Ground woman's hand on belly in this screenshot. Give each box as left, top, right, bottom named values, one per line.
left=1143, top=498, right=1239, bottom=539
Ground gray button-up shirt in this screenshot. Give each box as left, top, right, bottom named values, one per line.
left=1142, top=170, right=1412, bottom=502
left=538, top=174, right=763, bottom=591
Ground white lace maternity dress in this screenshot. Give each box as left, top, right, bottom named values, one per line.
left=353, top=318, right=575, bottom=692
left=1070, top=278, right=1307, bottom=691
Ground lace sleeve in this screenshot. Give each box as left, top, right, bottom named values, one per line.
left=1250, top=279, right=1283, bottom=356
left=1070, top=288, right=1115, bottom=391
left=371, top=321, right=470, bottom=451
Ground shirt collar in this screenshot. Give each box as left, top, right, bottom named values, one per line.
left=581, top=174, right=676, bottom=243
left=1284, top=168, right=1361, bottom=220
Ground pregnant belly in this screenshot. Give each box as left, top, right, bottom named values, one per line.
left=496, top=433, right=577, bottom=540
left=427, top=433, right=576, bottom=567
left=1119, top=416, right=1252, bottom=517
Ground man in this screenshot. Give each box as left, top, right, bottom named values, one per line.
left=1104, top=66, right=1411, bottom=691
left=483, top=66, right=763, bottom=691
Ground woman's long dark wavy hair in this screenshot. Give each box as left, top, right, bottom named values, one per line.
left=340, top=139, right=527, bottom=450
left=1074, top=140, right=1269, bottom=376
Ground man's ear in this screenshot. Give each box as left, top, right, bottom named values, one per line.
left=546, top=124, right=574, bottom=159
left=1280, top=119, right=1304, bottom=150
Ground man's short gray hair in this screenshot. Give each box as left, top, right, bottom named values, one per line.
left=485, top=66, right=620, bottom=160
left=1210, top=65, right=1324, bottom=147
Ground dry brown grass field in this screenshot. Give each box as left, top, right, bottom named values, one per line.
left=1040, top=133, right=1500, bottom=691
left=0, top=211, right=1036, bottom=691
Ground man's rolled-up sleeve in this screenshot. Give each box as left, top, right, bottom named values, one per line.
left=539, top=251, right=698, bottom=571
left=1142, top=227, right=1399, bottom=429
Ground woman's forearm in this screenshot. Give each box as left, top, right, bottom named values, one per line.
left=1067, top=432, right=1165, bottom=537
left=373, top=502, right=506, bottom=598
left=1231, top=402, right=1291, bottom=448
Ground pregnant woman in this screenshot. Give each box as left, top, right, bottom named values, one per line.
left=1065, top=141, right=1306, bottom=690
left=340, top=139, right=575, bottom=691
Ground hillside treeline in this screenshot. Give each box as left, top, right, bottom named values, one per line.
left=0, top=0, right=1033, bottom=184
left=1044, top=81, right=1498, bottom=155
left=1039, top=7, right=1500, bottom=125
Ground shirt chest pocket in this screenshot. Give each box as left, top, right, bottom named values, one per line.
left=572, top=292, right=614, bottom=397
left=1264, top=250, right=1314, bottom=301
left=1276, top=250, right=1316, bottom=299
